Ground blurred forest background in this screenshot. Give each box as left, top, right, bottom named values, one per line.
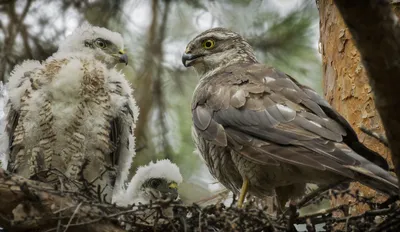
left=0, top=0, right=322, bottom=204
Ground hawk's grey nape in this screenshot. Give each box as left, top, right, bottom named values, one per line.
left=4, top=23, right=139, bottom=202
left=183, top=27, right=398, bottom=209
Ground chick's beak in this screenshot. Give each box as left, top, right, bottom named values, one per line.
left=182, top=53, right=203, bottom=67
left=118, top=49, right=128, bottom=65
left=158, top=182, right=179, bottom=201
left=161, top=188, right=179, bottom=201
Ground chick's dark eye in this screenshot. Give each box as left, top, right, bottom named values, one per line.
left=95, top=39, right=107, bottom=49
left=149, top=179, right=161, bottom=188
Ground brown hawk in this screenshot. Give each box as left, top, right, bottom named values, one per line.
left=3, top=23, right=138, bottom=201
left=182, top=27, right=398, bottom=208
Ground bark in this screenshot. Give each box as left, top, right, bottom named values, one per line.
left=331, top=0, right=400, bottom=186
left=0, top=168, right=124, bottom=232
left=317, top=0, right=399, bottom=215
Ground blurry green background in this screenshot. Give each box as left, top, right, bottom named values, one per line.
left=0, top=0, right=322, bottom=205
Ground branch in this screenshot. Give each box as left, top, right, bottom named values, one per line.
left=0, top=169, right=399, bottom=231
left=0, top=0, right=32, bottom=82
left=333, top=0, right=400, bottom=187
left=0, top=168, right=124, bottom=232
left=296, top=181, right=343, bottom=209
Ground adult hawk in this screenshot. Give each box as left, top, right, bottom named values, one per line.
left=3, top=23, right=138, bottom=201
left=182, top=27, right=398, bottom=208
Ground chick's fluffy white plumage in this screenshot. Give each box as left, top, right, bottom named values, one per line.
left=113, top=159, right=183, bottom=206
left=3, top=23, right=139, bottom=200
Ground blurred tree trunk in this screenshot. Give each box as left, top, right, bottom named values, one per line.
left=317, top=0, right=397, bottom=214
left=134, top=0, right=158, bottom=149
left=132, top=0, right=172, bottom=172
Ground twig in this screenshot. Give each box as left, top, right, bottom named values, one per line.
left=297, top=181, right=344, bottom=209
left=57, top=177, right=65, bottom=232
left=198, top=207, right=202, bottom=232
left=305, top=218, right=315, bottom=232
left=62, top=202, right=82, bottom=232
left=287, top=202, right=298, bottom=232
left=296, top=204, right=347, bottom=223
left=230, top=193, right=237, bottom=207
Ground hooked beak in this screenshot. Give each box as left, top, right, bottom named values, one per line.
left=159, top=182, right=179, bottom=201
left=161, top=188, right=179, bottom=201
left=182, top=53, right=204, bottom=67
left=117, top=49, right=128, bottom=65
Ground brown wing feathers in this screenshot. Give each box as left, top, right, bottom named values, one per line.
left=193, top=64, right=376, bottom=174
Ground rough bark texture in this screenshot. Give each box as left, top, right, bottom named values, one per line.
left=331, top=0, right=400, bottom=186
left=317, top=0, right=399, bottom=215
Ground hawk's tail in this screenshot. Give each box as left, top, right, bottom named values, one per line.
left=345, top=154, right=399, bottom=196
left=348, top=140, right=389, bottom=171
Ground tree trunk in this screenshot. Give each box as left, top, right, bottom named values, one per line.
left=317, top=0, right=397, bottom=214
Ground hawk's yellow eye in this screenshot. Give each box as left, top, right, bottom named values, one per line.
left=202, top=39, right=215, bottom=49
left=95, top=39, right=107, bottom=49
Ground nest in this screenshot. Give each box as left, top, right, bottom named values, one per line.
left=0, top=168, right=399, bottom=232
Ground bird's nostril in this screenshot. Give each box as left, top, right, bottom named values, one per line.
left=185, top=47, right=192, bottom=54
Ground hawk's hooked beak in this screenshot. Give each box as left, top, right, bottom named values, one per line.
left=182, top=53, right=203, bottom=67
left=160, top=182, right=179, bottom=201
left=118, top=49, right=128, bottom=65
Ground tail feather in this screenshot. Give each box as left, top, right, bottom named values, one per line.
left=348, top=141, right=389, bottom=171
left=345, top=164, right=398, bottom=196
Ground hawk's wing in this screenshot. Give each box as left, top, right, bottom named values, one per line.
left=192, top=63, right=393, bottom=184
left=285, top=73, right=389, bottom=170
left=108, top=73, right=139, bottom=196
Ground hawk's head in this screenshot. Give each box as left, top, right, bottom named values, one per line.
left=182, top=27, right=257, bottom=76
left=57, top=23, right=128, bottom=67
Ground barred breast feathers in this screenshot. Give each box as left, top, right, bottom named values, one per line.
left=6, top=52, right=139, bottom=189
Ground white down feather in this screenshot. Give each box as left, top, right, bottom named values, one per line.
left=3, top=23, right=139, bottom=198
left=113, top=159, right=183, bottom=206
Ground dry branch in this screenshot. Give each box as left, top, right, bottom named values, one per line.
left=0, top=167, right=400, bottom=231
left=0, top=168, right=124, bottom=232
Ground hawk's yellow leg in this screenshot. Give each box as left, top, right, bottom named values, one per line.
left=238, top=177, right=249, bottom=208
